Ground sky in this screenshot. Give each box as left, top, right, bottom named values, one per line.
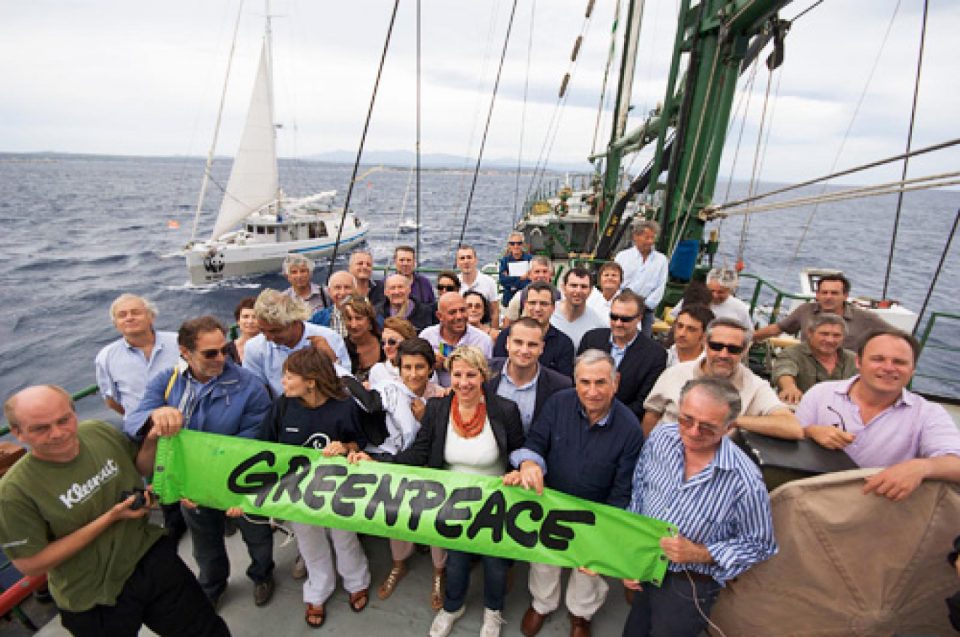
left=1, top=0, right=958, bottom=188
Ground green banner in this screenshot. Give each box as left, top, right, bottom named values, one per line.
left=154, top=430, right=673, bottom=583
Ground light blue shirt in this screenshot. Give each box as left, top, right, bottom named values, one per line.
left=95, top=330, right=180, bottom=417
left=614, top=246, right=668, bottom=310
left=417, top=324, right=493, bottom=387
left=243, top=321, right=351, bottom=395
left=496, top=365, right=540, bottom=433
left=609, top=332, right=639, bottom=369
left=628, top=423, right=777, bottom=584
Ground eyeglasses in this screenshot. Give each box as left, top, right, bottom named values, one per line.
left=609, top=312, right=639, bottom=323
left=437, top=284, right=458, bottom=292
left=706, top=340, right=745, bottom=355
left=383, top=338, right=401, bottom=347
left=197, top=345, right=232, bottom=360
left=678, top=414, right=723, bottom=437
left=508, top=241, right=524, bottom=246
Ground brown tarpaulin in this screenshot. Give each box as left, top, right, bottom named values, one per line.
left=709, top=469, right=959, bottom=637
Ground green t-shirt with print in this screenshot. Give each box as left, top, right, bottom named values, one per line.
left=0, top=420, right=164, bottom=612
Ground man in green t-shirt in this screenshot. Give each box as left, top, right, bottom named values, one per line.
left=0, top=385, right=229, bottom=637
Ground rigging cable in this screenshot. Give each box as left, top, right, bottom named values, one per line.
left=416, top=0, right=421, bottom=267
left=709, top=138, right=960, bottom=212
left=735, top=64, right=776, bottom=265
left=913, top=209, right=959, bottom=338
left=455, top=0, right=520, bottom=249
left=324, top=0, right=401, bottom=282
left=789, top=0, right=902, bottom=261
left=513, top=0, right=537, bottom=225
left=717, top=56, right=761, bottom=237
left=706, top=171, right=960, bottom=218
left=882, top=0, right=929, bottom=299
left=524, top=0, right=598, bottom=202
left=590, top=0, right=623, bottom=157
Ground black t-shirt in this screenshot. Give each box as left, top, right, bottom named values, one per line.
left=260, top=396, right=366, bottom=450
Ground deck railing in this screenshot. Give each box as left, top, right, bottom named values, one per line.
left=912, top=311, right=960, bottom=391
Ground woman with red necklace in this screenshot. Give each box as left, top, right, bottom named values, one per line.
left=350, top=346, right=524, bottom=637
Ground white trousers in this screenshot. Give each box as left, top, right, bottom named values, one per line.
left=528, top=562, right=609, bottom=620
left=292, top=522, right=370, bottom=605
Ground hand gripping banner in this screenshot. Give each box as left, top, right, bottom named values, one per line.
left=154, top=431, right=674, bottom=583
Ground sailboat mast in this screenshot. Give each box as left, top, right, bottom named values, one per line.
left=189, top=2, right=245, bottom=243
left=264, top=1, right=280, bottom=206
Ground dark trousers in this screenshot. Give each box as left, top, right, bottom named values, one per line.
left=59, top=536, right=230, bottom=637
left=622, top=571, right=721, bottom=637
left=182, top=504, right=274, bottom=600
left=443, top=549, right=509, bottom=613
left=161, top=502, right=187, bottom=541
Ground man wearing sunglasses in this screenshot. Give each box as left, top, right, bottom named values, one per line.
left=623, top=378, right=776, bottom=637
left=498, top=232, right=533, bottom=306
left=124, top=315, right=275, bottom=609
left=642, top=318, right=802, bottom=440
left=579, top=290, right=667, bottom=422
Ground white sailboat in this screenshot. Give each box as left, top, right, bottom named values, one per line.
left=183, top=11, right=368, bottom=285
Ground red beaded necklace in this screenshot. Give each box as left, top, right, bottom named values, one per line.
left=451, top=393, right=487, bottom=439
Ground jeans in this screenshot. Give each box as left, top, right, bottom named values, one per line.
left=443, top=549, right=509, bottom=613
left=182, top=504, right=274, bottom=600
left=59, top=537, right=230, bottom=637
left=622, top=570, right=722, bottom=637
left=641, top=308, right=655, bottom=339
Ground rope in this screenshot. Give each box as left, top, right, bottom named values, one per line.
left=882, top=0, right=928, bottom=299
left=706, top=172, right=960, bottom=218
left=736, top=63, right=776, bottom=263
left=717, top=57, right=760, bottom=239
left=324, top=0, right=401, bottom=283
left=455, top=0, right=520, bottom=250
left=790, top=0, right=902, bottom=261
left=710, top=137, right=960, bottom=213
left=513, top=0, right=537, bottom=225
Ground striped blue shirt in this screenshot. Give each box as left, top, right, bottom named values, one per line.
left=628, top=423, right=777, bottom=584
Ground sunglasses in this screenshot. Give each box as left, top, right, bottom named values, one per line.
left=437, top=284, right=458, bottom=292
left=383, top=338, right=401, bottom=347
left=678, top=414, right=723, bottom=437
left=508, top=241, right=524, bottom=246
left=197, top=345, right=232, bottom=360
left=609, top=312, right=639, bottom=323
left=706, top=341, right=745, bottom=355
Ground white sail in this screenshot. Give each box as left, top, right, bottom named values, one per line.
left=210, top=38, right=279, bottom=240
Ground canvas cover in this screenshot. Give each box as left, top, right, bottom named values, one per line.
left=709, top=469, right=960, bottom=636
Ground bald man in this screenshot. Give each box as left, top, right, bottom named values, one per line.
left=378, top=273, right=436, bottom=331
left=0, top=386, right=228, bottom=636
left=418, top=292, right=493, bottom=386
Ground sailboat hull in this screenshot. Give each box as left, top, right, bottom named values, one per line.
left=184, top=218, right=368, bottom=285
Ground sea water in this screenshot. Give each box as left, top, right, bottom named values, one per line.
left=0, top=153, right=957, bottom=412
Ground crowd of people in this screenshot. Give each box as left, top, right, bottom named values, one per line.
left=2, top=222, right=960, bottom=637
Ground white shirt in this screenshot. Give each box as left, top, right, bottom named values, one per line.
left=586, top=288, right=616, bottom=319
left=461, top=271, right=499, bottom=304
left=614, top=246, right=668, bottom=310
left=550, top=304, right=607, bottom=350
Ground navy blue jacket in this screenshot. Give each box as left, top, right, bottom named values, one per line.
left=578, top=328, right=667, bottom=423
left=513, top=388, right=642, bottom=508
left=484, top=360, right=573, bottom=427
left=493, top=324, right=574, bottom=378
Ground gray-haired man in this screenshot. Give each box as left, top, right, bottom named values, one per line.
left=614, top=219, right=668, bottom=337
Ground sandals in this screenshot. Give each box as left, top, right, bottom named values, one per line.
left=305, top=603, right=325, bottom=629
left=430, top=568, right=445, bottom=611
left=349, top=588, right=369, bottom=613
left=377, top=562, right=408, bottom=600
